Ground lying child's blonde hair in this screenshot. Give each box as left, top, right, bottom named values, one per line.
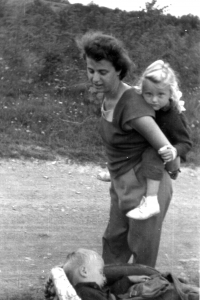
left=63, top=248, right=104, bottom=285
left=134, top=60, right=185, bottom=113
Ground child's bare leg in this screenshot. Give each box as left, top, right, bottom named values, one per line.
left=126, top=147, right=164, bottom=220
left=146, top=178, right=160, bottom=197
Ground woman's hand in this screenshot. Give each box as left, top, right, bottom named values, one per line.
left=158, top=145, right=177, bottom=163
left=128, top=275, right=150, bottom=283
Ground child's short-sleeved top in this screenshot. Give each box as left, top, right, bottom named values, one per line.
left=99, top=88, right=155, bottom=178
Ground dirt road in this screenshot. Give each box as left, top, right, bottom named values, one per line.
left=0, top=159, right=199, bottom=298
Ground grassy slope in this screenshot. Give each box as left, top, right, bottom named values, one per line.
left=0, top=0, right=199, bottom=166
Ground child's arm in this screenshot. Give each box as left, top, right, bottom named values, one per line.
left=110, top=275, right=150, bottom=295
left=129, top=116, right=178, bottom=164
left=128, top=275, right=150, bottom=283
left=170, top=113, right=192, bottom=161
left=129, top=116, right=171, bottom=150
left=51, top=268, right=81, bottom=300
left=158, top=111, right=192, bottom=162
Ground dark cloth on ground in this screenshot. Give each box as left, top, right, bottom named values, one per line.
left=75, top=277, right=132, bottom=300
left=118, top=273, right=199, bottom=300
left=74, top=273, right=199, bottom=300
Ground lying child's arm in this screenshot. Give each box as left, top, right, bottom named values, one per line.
left=128, top=275, right=150, bottom=283
left=109, top=275, right=150, bottom=295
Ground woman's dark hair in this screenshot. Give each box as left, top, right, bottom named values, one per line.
left=76, top=31, right=133, bottom=80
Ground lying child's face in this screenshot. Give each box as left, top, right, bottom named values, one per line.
left=86, top=258, right=106, bottom=288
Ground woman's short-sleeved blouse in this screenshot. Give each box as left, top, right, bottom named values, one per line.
left=99, top=88, right=155, bottom=178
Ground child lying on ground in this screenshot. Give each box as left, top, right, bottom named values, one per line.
left=45, top=248, right=199, bottom=300
left=45, top=249, right=150, bottom=300
left=63, top=248, right=149, bottom=300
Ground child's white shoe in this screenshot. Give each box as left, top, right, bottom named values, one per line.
left=126, top=196, right=160, bottom=220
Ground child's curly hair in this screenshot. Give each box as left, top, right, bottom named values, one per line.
left=134, top=60, right=185, bottom=113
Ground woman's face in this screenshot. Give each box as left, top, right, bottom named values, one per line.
left=86, top=57, right=120, bottom=95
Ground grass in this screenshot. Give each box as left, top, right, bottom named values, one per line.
left=0, top=78, right=199, bottom=167
left=0, top=85, right=106, bottom=164
left=0, top=0, right=199, bottom=167
left=0, top=56, right=199, bottom=166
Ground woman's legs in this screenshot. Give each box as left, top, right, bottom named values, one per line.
left=102, top=167, right=172, bottom=267
left=102, top=181, right=132, bottom=264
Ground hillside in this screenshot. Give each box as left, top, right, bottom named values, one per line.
left=6, top=0, right=70, bottom=9
left=0, top=0, right=199, bottom=164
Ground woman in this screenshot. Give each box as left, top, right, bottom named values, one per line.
left=76, top=32, right=173, bottom=267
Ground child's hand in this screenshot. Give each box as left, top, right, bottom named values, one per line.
left=128, top=275, right=150, bottom=283
left=158, top=145, right=177, bottom=163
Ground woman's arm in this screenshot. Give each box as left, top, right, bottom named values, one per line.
left=126, top=116, right=172, bottom=150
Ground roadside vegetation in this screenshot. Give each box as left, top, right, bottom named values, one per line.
left=0, top=0, right=199, bottom=166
